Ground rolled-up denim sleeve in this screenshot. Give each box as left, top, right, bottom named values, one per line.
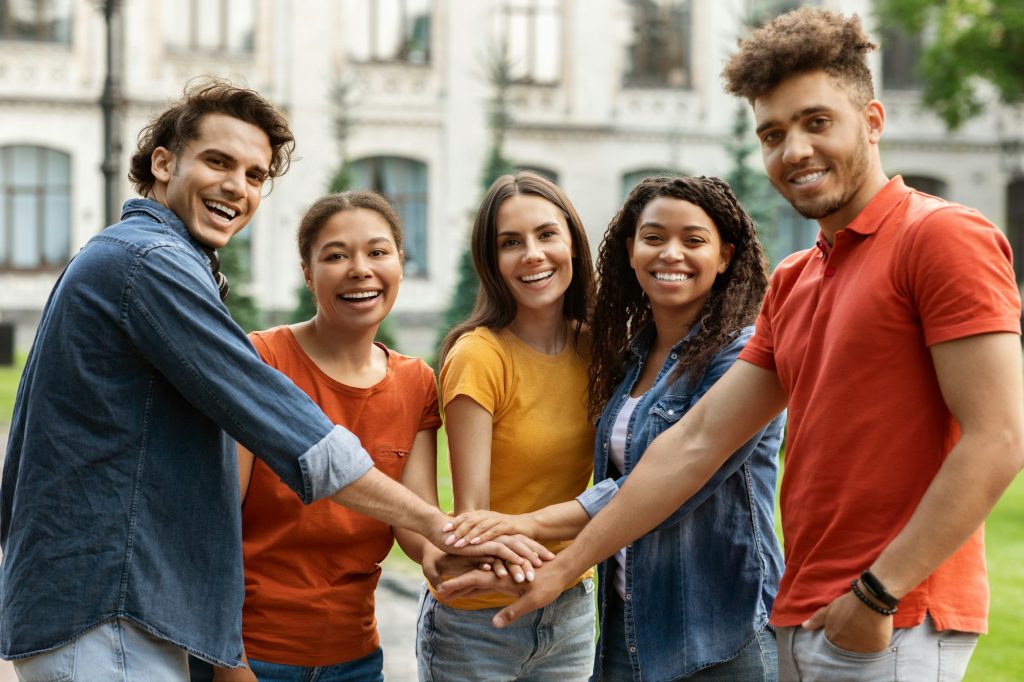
left=122, top=244, right=369, bottom=502
left=576, top=477, right=621, bottom=518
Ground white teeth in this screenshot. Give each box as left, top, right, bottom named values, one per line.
left=793, top=170, right=826, bottom=185
left=204, top=200, right=237, bottom=219
left=520, top=270, right=554, bottom=283
left=654, top=272, right=690, bottom=282
left=341, top=290, right=380, bottom=301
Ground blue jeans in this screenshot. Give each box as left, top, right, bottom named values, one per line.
left=12, top=618, right=189, bottom=681
left=776, top=615, right=978, bottom=681
left=602, top=589, right=778, bottom=681
left=245, top=648, right=384, bottom=682
left=417, top=578, right=596, bottom=681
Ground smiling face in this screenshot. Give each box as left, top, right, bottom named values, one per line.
left=754, top=70, right=886, bottom=237
left=495, top=194, right=575, bottom=319
left=303, top=208, right=403, bottom=333
left=150, top=113, right=271, bottom=249
left=627, top=197, right=733, bottom=325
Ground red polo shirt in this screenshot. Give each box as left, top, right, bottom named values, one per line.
left=741, top=177, right=1020, bottom=632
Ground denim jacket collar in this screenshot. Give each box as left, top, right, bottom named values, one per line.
left=120, top=198, right=214, bottom=268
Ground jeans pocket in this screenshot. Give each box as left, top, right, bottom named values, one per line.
left=938, top=634, right=978, bottom=682
left=822, top=633, right=894, bottom=660
left=12, top=641, right=76, bottom=682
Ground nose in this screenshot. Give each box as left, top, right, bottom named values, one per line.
left=348, top=253, right=372, bottom=278
left=781, top=130, right=813, bottom=165
left=660, top=239, right=685, bottom=262
left=523, top=237, right=544, bottom=263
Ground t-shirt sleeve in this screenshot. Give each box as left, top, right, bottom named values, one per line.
left=417, top=361, right=443, bottom=431
left=903, top=205, right=1021, bottom=346
left=439, top=331, right=506, bottom=415
left=738, top=277, right=778, bottom=372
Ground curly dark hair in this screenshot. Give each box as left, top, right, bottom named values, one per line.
left=588, top=176, right=769, bottom=420
left=296, top=190, right=404, bottom=266
left=438, top=171, right=595, bottom=366
left=722, top=7, right=877, bottom=106
left=129, top=79, right=295, bottom=197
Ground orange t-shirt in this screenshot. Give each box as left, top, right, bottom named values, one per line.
left=240, top=326, right=441, bottom=666
left=740, top=177, right=1021, bottom=633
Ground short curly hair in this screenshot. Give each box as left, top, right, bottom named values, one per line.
left=722, top=7, right=877, bottom=106
left=129, top=79, right=295, bottom=197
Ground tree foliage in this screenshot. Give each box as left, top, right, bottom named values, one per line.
left=724, top=103, right=778, bottom=259
left=220, top=236, right=262, bottom=332
left=875, top=0, right=1024, bottom=129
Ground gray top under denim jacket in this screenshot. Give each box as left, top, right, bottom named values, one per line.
left=577, top=324, right=785, bottom=681
left=0, top=199, right=372, bottom=666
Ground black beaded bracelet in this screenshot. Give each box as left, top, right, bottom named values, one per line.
left=850, top=579, right=898, bottom=616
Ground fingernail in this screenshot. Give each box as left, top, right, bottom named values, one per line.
left=454, top=538, right=466, bottom=548
left=469, top=537, right=480, bottom=544
left=481, top=563, right=491, bottom=571
left=496, top=567, right=507, bottom=577
left=444, top=534, right=455, bottom=546
left=442, top=522, right=453, bottom=532
left=514, top=573, right=525, bottom=583
left=526, top=571, right=535, bottom=582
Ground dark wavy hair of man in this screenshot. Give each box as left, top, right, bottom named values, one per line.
left=128, top=78, right=295, bottom=197
left=588, top=175, right=769, bottom=421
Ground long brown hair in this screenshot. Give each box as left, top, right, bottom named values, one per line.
left=588, top=176, right=768, bottom=419
left=438, top=171, right=595, bottom=365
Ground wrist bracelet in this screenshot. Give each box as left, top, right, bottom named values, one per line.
left=860, top=570, right=900, bottom=610
left=850, top=579, right=898, bottom=616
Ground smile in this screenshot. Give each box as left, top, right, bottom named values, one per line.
left=204, top=200, right=238, bottom=221
left=341, top=290, right=381, bottom=301
left=653, top=272, right=691, bottom=282
left=520, top=270, right=554, bottom=283
left=791, top=170, right=827, bottom=185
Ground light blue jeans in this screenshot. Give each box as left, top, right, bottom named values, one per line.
left=246, top=648, right=384, bottom=682
left=776, top=615, right=978, bottom=681
left=416, top=578, right=596, bottom=682
left=601, top=589, right=778, bottom=681
left=12, top=618, right=188, bottom=681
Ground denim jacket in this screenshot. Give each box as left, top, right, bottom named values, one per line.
left=576, top=324, right=785, bottom=681
left=0, top=200, right=373, bottom=665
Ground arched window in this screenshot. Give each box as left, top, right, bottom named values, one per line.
left=900, top=175, right=948, bottom=199
left=0, top=145, right=71, bottom=270
left=620, top=168, right=683, bottom=199
left=349, top=156, right=429, bottom=277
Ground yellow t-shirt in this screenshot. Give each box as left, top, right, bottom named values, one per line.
left=438, top=326, right=595, bottom=610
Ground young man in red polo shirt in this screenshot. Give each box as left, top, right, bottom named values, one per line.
left=440, top=7, right=1023, bottom=680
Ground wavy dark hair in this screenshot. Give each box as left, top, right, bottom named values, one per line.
left=588, top=175, right=769, bottom=420
left=722, top=7, right=877, bottom=107
left=129, top=79, right=295, bottom=197
left=438, top=171, right=595, bottom=365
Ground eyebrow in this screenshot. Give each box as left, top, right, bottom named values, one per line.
left=497, top=221, right=560, bottom=238
left=199, top=147, right=270, bottom=178
left=319, top=236, right=393, bottom=250
left=638, top=221, right=712, bottom=234
left=754, top=105, right=832, bottom=136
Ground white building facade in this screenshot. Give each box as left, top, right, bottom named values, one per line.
left=1, top=0, right=1021, bottom=356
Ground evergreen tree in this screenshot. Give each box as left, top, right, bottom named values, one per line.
left=220, top=235, right=262, bottom=332
left=724, top=103, right=778, bottom=262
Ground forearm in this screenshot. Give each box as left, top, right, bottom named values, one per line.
left=394, top=527, right=434, bottom=564
left=530, top=500, right=590, bottom=541
left=869, top=428, right=1024, bottom=598
left=330, top=467, right=446, bottom=542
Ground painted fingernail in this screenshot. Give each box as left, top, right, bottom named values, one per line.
left=444, top=534, right=455, bottom=545
left=526, top=571, right=535, bottom=582
left=454, top=538, right=467, bottom=548
left=514, top=573, right=525, bottom=583
left=481, top=563, right=491, bottom=571
left=469, top=537, right=480, bottom=544
left=496, top=567, right=507, bottom=577
left=442, top=522, right=453, bottom=532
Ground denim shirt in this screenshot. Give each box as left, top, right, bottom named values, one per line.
left=0, top=199, right=374, bottom=665
left=577, top=324, right=785, bottom=681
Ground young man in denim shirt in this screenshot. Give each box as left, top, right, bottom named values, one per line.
left=445, top=8, right=1023, bottom=681
left=0, top=81, right=535, bottom=681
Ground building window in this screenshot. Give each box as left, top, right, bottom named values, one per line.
left=1007, top=178, right=1024, bottom=287
left=901, top=175, right=947, bottom=198
left=163, top=0, right=255, bottom=54
left=502, top=0, right=561, bottom=84
left=0, top=145, right=71, bottom=270
left=0, top=0, right=72, bottom=43
left=623, top=0, right=692, bottom=89
left=349, top=156, right=428, bottom=277
left=767, top=195, right=818, bottom=267
left=345, top=0, right=431, bottom=64
left=881, top=27, right=924, bottom=91
left=621, top=168, right=683, bottom=199
left=746, top=0, right=809, bottom=27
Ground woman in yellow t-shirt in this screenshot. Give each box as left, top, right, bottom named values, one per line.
left=415, top=171, right=596, bottom=681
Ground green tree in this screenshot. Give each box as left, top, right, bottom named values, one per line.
left=874, top=0, right=1024, bottom=129
left=220, top=236, right=262, bottom=332
left=436, top=42, right=516, bottom=350
left=724, top=103, right=778, bottom=259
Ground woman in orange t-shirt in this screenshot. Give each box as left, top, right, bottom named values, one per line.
left=215, top=191, right=441, bottom=682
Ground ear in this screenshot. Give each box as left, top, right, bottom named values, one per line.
left=151, top=146, right=175, bottom=184
left=399, top=250, right=405, bottom=281
left=864, top=99, right=885, bottom=144
left=718, top=243, right=736, bottom=274
left=301, top=262, right=313, bottom=291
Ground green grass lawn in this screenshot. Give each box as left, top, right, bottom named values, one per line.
left=0, top=358, right=1020, bottom=675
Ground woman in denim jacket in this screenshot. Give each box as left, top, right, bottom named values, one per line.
left=446, top=176, right=785, bottom=680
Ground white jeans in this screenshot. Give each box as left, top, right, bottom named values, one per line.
left=777, top=615, right=978, bottom=682
left=13, top=618, right=189, bottom=682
